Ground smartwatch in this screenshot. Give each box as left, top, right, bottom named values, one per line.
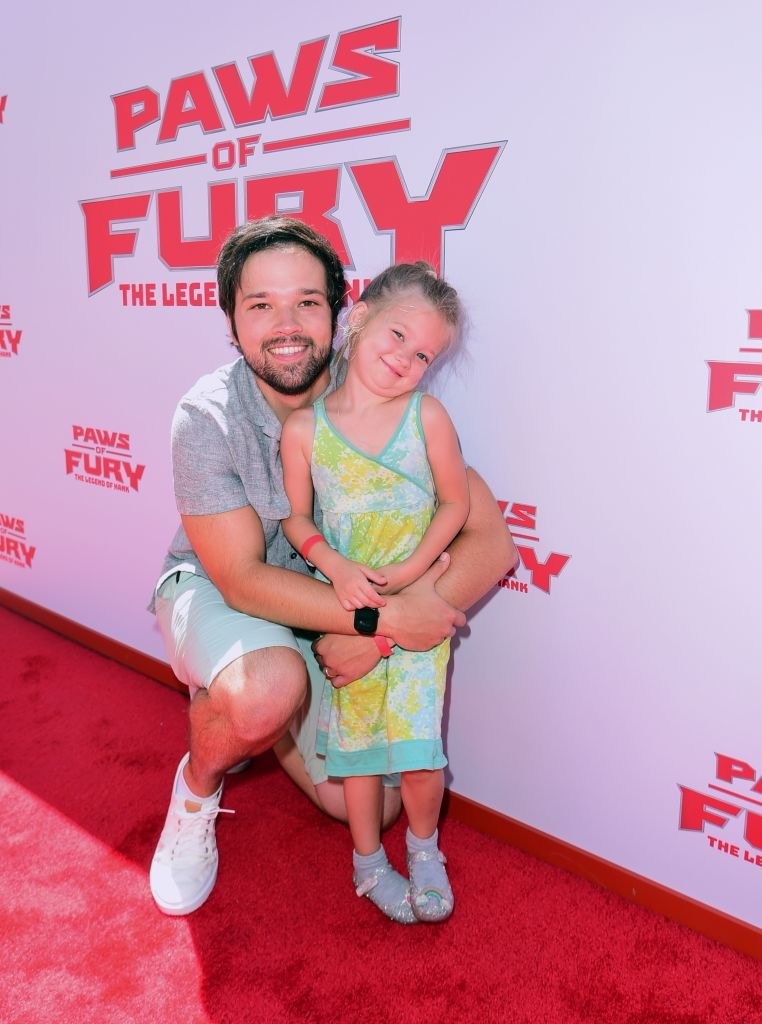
left=354, top=606, right=380, bottom=636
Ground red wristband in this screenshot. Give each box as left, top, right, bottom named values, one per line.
left=374, top=635, right=394, bottom=657
left=300, top=534, right=324, bottom=562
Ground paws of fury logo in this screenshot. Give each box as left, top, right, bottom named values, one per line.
left=679, top=754, right=762, bottom=868
left=0, top=305, right=22, bottom=357
left=0, top=514, right=36, bottom=568
left=497, top=501, right=570, bottom=595
left=80, top=17, right=505, bottom=299
left=64, top=425, right=146, bottom=492
left=706, top=310, right=762, bottom=422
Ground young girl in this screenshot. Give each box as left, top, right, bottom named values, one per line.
left=281, top=262, right=470, bottom=924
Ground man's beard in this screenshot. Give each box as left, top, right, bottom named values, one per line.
left=242, top=336, right=333, bottom=396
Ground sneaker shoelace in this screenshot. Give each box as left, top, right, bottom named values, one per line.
left=168, top=806, right=234, bottom=867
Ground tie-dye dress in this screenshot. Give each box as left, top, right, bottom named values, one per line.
left=312, top=392, right=450, bottom=778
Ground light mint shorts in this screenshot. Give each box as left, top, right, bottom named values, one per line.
left=154, top=570, right=329, bottom=785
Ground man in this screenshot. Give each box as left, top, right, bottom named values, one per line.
left=149, top=216, right=516, bottom=916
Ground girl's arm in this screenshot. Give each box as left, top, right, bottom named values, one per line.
left=280, top=408, right=321, bottom=555
left=378, top=395, right=470, bottom=595
left=281, top=409, right=387, bottom=610
left=314, top=467, right=516, bottom=688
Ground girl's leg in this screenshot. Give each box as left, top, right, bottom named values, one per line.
left=401, top=767, right=444, bottom=839
left=401, top=768, right=454, bottom=923
left=345, top=774, right=416, bottom=925
left=344, top=774, right=384, bottom=854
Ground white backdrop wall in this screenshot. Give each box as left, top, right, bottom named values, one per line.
left=2, top=2, right=760, bottom=929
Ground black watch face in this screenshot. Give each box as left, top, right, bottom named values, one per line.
left=354, top=606, right=379, bottom=635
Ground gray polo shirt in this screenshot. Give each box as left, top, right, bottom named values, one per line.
left=149, top=353, right=342, bottom=611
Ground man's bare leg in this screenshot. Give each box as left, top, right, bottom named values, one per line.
left=151, top=646, right=307, bottom=915
left=185, top=646, right=307, bottom=795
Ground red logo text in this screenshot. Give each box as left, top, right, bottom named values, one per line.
left=0, top=304, right=22, bottom=357
left=0, top=513, right=36, bottom=568
left=497, top=500, right=570, bottom=595
left=706, top=309, right=762, bottom=422
left=79, top=18, right=505, bottom=295
left=64, top=424, right=145, bottom=492
left=679, top=753, right=762, bottom=864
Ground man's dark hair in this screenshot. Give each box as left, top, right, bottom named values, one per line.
left=217, top=216, right=348, bottom=341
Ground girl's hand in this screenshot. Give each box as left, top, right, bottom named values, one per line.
left=328, top=556, right=387, bottom=611
left=374, top=562, right=415, bottom=596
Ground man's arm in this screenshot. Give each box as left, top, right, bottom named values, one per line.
left=183, top=506, right=351, bottom=633
left=181, top=505, right=464, bottom=646
left=413, top=466, right=517, bottom=611
left=314, top=467, right=517, bottom=685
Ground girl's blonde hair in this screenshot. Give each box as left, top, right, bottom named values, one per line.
left=343, top=261, right=465, bottom=361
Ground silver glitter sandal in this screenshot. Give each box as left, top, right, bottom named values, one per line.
left=354, top=862, right=417, bottom=925
left=407, top=847, right=454, bottom=923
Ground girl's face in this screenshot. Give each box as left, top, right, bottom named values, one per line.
left=347, top=290, right=452, bottom=396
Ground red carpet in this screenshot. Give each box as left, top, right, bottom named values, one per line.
left=1, top=605, right=761, bottom=1024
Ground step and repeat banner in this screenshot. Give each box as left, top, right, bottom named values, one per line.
left=2, top=3, right=759, bottom=929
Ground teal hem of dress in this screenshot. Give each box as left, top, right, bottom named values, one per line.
left=316, top=734, right=447, bottom=778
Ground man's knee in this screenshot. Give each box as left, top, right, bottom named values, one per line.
left=313, top=779, right=349, bottom=823
left=210, top=647, right=307, bottom=746
left=311, top=779, right=401, bottom=829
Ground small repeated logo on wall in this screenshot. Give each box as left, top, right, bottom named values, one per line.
left=496, top=501, right=570, bottom=595
left=706, top=310, right=762, bottom=423
left=0, top=514, right=36, bottom=569
left=0, top=304, right=22, bottom=358
left=678, top=754, right=762, bottom=867
left=64, top=425, right=146, bottom=493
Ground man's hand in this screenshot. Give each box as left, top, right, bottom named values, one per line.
left=380, top=554, right=465, bottom=650
left=312, top=633, right=381, bottom=689
left=314, top=555, right=465, bottom=687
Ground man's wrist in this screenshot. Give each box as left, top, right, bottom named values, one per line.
left=376, top=597, right=398, bottom=643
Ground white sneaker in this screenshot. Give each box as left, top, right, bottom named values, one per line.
left=149, top=754, right=233, bottom=916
